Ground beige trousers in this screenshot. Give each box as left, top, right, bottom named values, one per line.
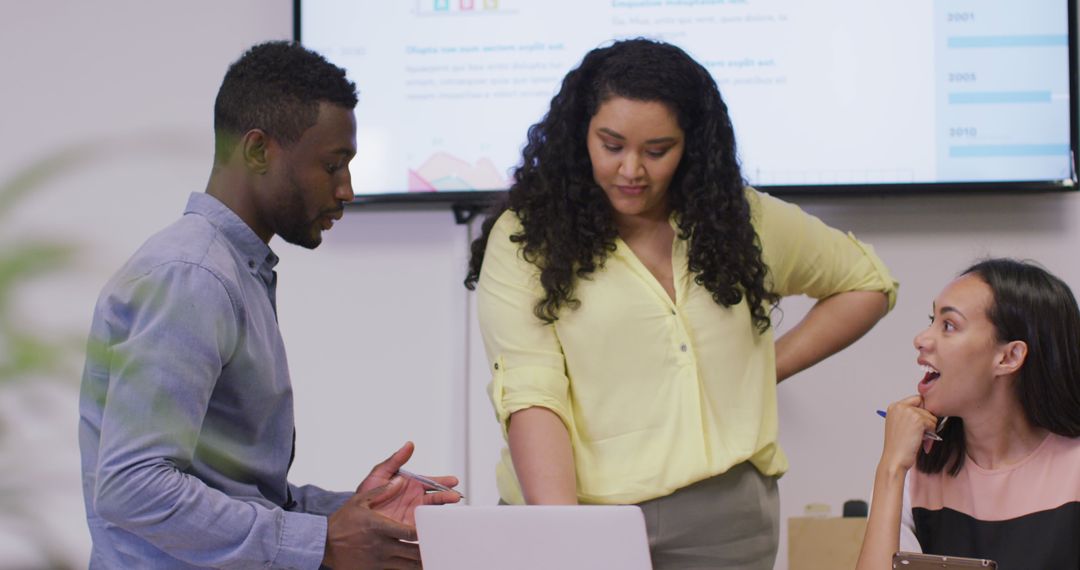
left=637, top=462, right=780, bottom=570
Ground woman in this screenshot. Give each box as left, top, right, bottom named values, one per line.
left=857, top=259, right=1080, bottom=570
left=465, top=38, right=897, bottom=569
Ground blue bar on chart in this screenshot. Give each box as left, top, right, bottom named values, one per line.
left=948, top=91, right=1052, bottom=105
left=947, top=34, right=1068, bottom=48
left=949, top=144, right=1070, bottom=158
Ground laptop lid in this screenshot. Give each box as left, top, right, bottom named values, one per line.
left=415, top=505, right=653, bottom=570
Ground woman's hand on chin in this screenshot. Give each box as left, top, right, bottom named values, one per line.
left=880, top=396, right=938, bottom=475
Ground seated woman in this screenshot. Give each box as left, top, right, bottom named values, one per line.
left=856, top=258, right=1080, bottom=570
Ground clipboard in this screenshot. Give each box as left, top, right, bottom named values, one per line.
left=893, top=551, right=998, bottom=568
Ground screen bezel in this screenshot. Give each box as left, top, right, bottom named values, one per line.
left=293, top=0, right=1079, bottom=206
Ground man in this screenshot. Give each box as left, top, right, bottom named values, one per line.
left=78, top=41, right=459, bottom=569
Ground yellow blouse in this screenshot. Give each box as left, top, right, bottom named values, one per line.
left=476, top=188, right=898, bottom=505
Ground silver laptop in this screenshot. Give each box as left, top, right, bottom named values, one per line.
left=415, top=505, right=653, bottom=570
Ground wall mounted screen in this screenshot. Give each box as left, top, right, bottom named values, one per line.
left=297, top=0, right=1078, bottom=203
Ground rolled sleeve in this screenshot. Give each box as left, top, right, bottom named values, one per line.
left=750, top=188, right=898, bottom=309
left=477, top=211, right=574, bottom=437
left=489, top=361, right=574, bottom=439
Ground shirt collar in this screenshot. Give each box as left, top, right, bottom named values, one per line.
left=184, top=193, right=279, bottom=276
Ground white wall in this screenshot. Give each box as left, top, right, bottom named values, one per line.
left=0, top=2, right=296, bottom=566
left=2, top=2, right=1078, bottom=569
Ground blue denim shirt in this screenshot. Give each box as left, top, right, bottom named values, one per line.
left=79, top=193, right=350, bottom=569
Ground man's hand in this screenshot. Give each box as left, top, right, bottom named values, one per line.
left=322, top=480, right=422, bottom=570
left=322, top=442, right=463, bottom=568
left=358, top=442, right=462, bottom=525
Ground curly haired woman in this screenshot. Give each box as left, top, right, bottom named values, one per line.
left=465, top=38, right=898, bottom=569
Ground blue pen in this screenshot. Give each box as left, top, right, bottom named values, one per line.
left=876, top=410, right=943, bottom=441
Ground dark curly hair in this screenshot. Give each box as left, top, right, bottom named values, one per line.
left=464, top=38, right=777, bottom=332
left=917, top=258, right=1080, bottom=476
left=213, top=41, right=358, bottom=163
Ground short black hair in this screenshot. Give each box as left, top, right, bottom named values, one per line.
left=213, top=41, right=357, bottom=162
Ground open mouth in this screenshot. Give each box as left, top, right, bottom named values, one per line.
left=917, top=363, right=940, bottom=396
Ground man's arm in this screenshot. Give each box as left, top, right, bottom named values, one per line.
left=89, top=263, right=326, bottom=568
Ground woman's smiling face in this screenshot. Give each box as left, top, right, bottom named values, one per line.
left=913, top=273, right=1007, bottom=417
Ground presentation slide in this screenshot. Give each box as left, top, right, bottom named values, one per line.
left=299, top=0, right=1074, bottom=196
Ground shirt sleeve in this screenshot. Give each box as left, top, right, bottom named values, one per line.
left=476, top=211, right=575, bottom=438
left=748, top=188, right=899, bottom=310
left=289, top=484, right=353, bottom=517
left=90, top=261, right=326, bottom=569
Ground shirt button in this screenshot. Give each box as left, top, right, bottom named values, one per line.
left=671, top=309, right=676, bottom=315
left=248, top=260, right=256, bottom=269
left=680, top=344, right=688, bottom=352
left=494, top=362, right=500, bottom=370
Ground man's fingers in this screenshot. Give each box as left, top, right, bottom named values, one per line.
left=383, top=538, right=422, bottom=561
left=426, top=475, right=459, bottom=488
left=357, top=477, right=406, bottom=504
left=384, top=558, right=422, bottom=570
left=372, top=441, right=415, bottom=476
left=424, top=490, right=464, bottom=505
left=374, top=515, right=419, bottom=542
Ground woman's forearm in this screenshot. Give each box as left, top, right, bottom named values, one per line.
left=775, top=290, right=888, bottom=382
left=855, top=463, right=907, bottom=570
left=507, top=407, right=578, bottom=504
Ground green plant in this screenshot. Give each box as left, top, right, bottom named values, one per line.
left=0, top=145, right=97, bottom=570
left=0, top=146, right=95, bottom=388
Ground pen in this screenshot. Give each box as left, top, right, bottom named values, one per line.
left=396, top=468, right=465, bottom=498
left=875, top=410, right=943, bottom=442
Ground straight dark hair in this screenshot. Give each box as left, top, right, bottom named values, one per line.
left=917, top=258, right=1080, bottom=475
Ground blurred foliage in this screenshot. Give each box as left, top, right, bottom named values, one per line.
left=0, top=133, right=206, bottom=568
left=0, top=145, right=98, bottom=388
left=0, top=243, right=78, bottom=382
left=0, top=131, right=208, bottom=568
left=0, top=144, right=100, bottom=570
